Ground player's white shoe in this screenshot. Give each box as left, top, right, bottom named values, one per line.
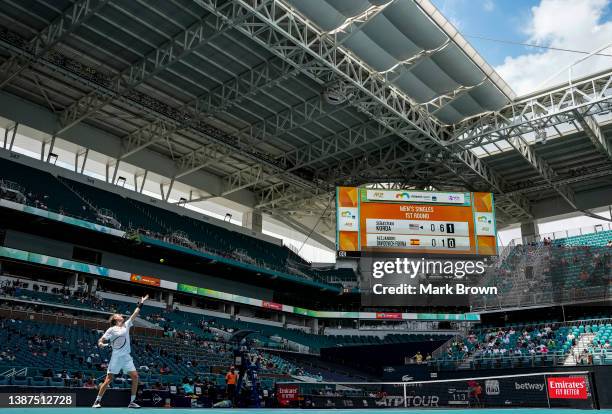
left=128, top=402, right=141, bottom=408
left=92, top=402, right=102, bottom=408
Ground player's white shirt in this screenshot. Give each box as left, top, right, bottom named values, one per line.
left=102, top=318, right=133, bottom=357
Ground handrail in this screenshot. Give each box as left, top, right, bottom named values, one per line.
left=476, top=316, right=612, bottom=332
left=0, top=368, right=16, bottom=378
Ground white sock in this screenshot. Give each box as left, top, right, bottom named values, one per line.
left=130, top=395, right=136, bottom=403
left=95, top=396, right=102, bottom=403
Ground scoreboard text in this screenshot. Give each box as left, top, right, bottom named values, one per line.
left=336, top=188, right=496, bottom=257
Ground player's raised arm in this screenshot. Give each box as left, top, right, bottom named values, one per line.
left=128, top=294, right=149, bottom=324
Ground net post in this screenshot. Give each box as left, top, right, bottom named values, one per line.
left=403, top=382, right=407, bottom=408
left=588, top=371, right=600, bottom=410
left=544, top=373, right=550, bottom=408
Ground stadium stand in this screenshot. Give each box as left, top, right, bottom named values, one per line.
left=472, top=241, right=611, bottom=311
left=556, top=230, right=612, bottom=247
left=429, top=315, right=612, bottom=371
left=0, top=275, right=446, bottom=352
left=0, top=157, right=355, bottom=288
left=0, top=317, right=310, bottom=392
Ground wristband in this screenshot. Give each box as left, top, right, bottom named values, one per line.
left=137, top=302, right=143, bottom=309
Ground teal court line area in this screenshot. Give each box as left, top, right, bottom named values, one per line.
left=3, top=410, right=612, bottom=414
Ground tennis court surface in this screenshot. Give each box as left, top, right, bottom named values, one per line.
left=4, top=410, right=612, bottom=414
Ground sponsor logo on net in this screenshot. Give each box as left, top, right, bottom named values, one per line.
left=485, top=380, right=500, bottom=395
left=515, top=382, right=545, bottom=391
left=547, top=377, right=587, bottom=399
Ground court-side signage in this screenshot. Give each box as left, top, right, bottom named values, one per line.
left=547, top=377, right=587, bottom=399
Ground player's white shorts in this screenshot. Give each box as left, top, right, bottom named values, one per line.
left=107, top=354, right=136, bottom=375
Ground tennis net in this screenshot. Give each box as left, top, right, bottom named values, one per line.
left=275, top=371, right=597, bottom=409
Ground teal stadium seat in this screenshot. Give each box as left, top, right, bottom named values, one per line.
left=11, top=375, right=29, bottom=386
left=31, top=376, right=48, bottom=386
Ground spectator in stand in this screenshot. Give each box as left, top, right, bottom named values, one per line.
left=567, top=331, right=576, bottom=346
left=225, top=366, right=237, bottom=402
left=579, top=268, right=590, bottom=282
left=182, top=377, right=195, bottom=395
left=83, top=377, right=96, bottom=389
left=415, top=351, right=423, bottom=363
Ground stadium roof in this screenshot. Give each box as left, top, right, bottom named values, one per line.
left=0, top=0, right=610, bottom=246
left=286, top=0, right=515, bottom=124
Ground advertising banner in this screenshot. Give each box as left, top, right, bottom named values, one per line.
left=376, top=374, right=593, bottom=409
left=262, top=301, right=283, bottom=311
left=0, top=247, right=478, bottom=322
left=130, top=274, right=161, bottom=287
left=547, top=377, right=588, bottom=399
left=277, top=384, right=299, bottom=406
left=375, top=312, right=402, bottom=320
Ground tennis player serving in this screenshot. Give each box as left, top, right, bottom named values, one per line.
left=93, top=294, right=149, bottom=408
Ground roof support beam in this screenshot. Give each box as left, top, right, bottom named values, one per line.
left=3, top=122, right=18, bottom=151
left=506, top=166, right=612, bottom=197
left=270, top=213, right=335, bottom=251
left=121, top=56, right=302, bottom=159
left=194, top=0, right=445, bottom=143
left=256, top=183, right=329, bottom=210
left=175, top=90, right=367, bottom=181
left=0, top=88, right=257, bottom=207
left=278, top=122, right=394, bottom=171
left=192, top=0, right=531, bottom=220
left=56, top=1, right=256, bottom=135
left=0, top=29, right=323, bottom=199
left=425, top=78, right=487, bottom=115
left=450, top=70, right=612, bottom=149
left=190, top=121, right=396, bottom=204
left=157, top=0, right=391, bottom=174
left=504, top=135, right=577, bottom=208
left=0, top=0, right=109, bottom=89
left=573, top=110, right=612, bottom=162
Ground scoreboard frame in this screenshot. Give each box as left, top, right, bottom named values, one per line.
left=336, top=187, right=497, bottom=258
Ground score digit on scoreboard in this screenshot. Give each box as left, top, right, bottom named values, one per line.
left=336, top=187, right=496, bottom=257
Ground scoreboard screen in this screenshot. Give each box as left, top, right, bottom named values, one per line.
left=336, top=187, right=496, bottom=257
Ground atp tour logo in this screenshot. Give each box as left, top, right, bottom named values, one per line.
left=485, top=380, right=500, bottom=396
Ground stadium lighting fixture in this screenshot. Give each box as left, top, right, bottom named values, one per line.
left=116, top=176, right=126, bottom=187
left=535, top=127, right=547, bottom=144
left=224, top=213, right=232, bottom=222
left=48, top=152, right=58, bottom=165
